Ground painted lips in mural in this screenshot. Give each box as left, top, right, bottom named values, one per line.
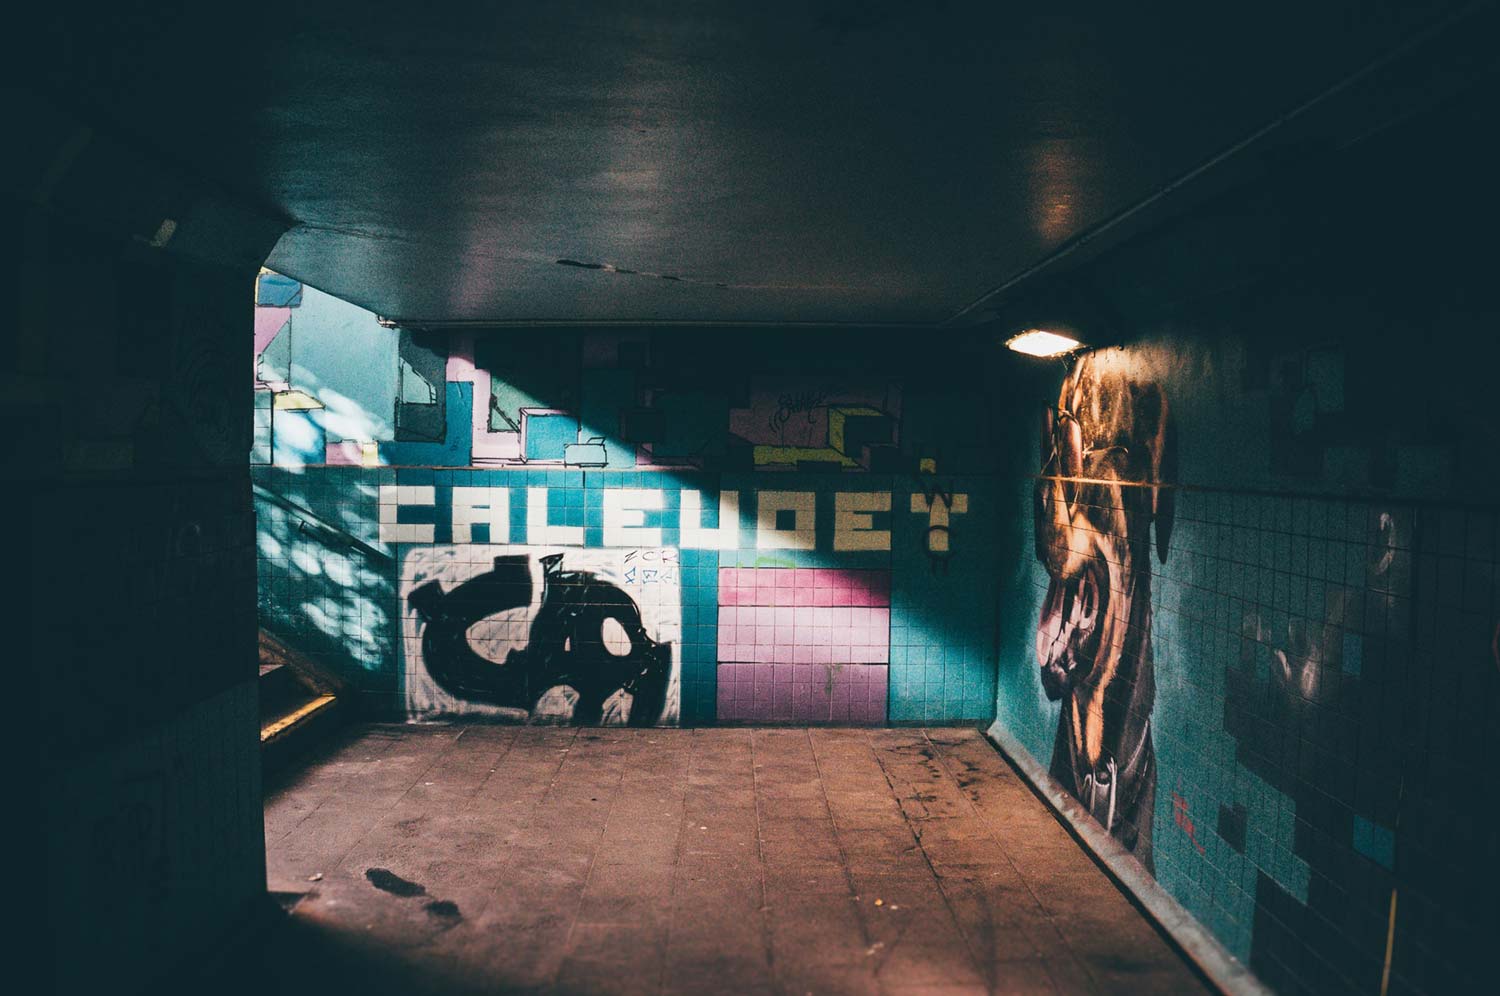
left=409, top=553, right=673, bottom=725
left=1034, top=352, right=1175, bottom=871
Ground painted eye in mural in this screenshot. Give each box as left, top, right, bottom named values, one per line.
left=1070, top=568, right=1100, bottom=633
left=1085, top=444, right=1129, bottom=462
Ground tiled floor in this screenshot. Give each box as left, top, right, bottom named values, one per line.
left=252, top=725, right=1208, bottom=995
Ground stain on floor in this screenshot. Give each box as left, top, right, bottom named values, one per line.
left=365, top=867, right=428, bottom=897
left=423, top=899, right=462, bottom=920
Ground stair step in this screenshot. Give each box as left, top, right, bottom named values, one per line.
left=258, top=662, right=315, bottom=723
left=258, top=629, right=346, bottom=768
left=260, top=693, right=338, bottom=746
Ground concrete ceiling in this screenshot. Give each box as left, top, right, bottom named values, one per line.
left=27, top=0, right=1484, bottom=325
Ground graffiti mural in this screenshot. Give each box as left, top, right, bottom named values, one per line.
left=1033, top=352, right=1174, bottom=869
left=253, top=270, right=1001, bottom=728
left=250, top=276, right=924, bottom=476
left=401, top=547, right=681, bottom=725
left=912, top=464, right=970, bottom=574
left=727, top=375, right=902, bottom=471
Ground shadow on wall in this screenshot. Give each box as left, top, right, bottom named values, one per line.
left=1220, top=498, right=1494, bottom=996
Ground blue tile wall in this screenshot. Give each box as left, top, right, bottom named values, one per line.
left=890, top=475, right=999, bottom=722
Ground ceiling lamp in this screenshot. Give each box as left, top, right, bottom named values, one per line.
left=1005, top=329, right=1084, bottom=357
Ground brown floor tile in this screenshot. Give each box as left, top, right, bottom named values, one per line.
left=241, top=725, right=1208, bottom=995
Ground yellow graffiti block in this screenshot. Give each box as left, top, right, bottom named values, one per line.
left=827, top=405, right=885, bottom=455
left=753, top=445, right=860, bottom=468
left=273, top=390, right=324, bottom=410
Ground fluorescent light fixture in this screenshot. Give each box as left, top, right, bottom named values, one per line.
left=1005, top=329, right=1083, bottom=357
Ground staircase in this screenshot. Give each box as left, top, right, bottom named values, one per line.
left=259, top=630, right=342, bottom=768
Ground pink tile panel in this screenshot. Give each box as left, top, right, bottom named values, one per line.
left=717, top=567, right=890, bottom=608
left=715, top=663, right=887, bottom=724
left=717, top=606, right=889, bottom=664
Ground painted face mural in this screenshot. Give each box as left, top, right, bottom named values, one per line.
left=1034, top=352, right=1175, bottom=870
left=403, top=547, right=680, bottom=725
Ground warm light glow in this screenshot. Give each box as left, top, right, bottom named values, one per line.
left=1005, top=329, right=1083, bottom=357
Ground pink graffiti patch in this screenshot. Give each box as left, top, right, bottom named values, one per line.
left=1172, top=793, right=1206, bottom=855
left=325, top=441, right=366, bottom=466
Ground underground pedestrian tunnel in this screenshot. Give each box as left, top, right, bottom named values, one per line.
left=12, top=2, right=1500, bottom=994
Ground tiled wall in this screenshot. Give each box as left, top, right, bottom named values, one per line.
left=992, top=340, right=1498, bottom=995
left=9, top=183, right=272, bottom=995
left=44, top=682, right=264, bottom=993
left=716, top=567, right=891, bottom=723
left=253, top=272, right=1000, bottom=726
